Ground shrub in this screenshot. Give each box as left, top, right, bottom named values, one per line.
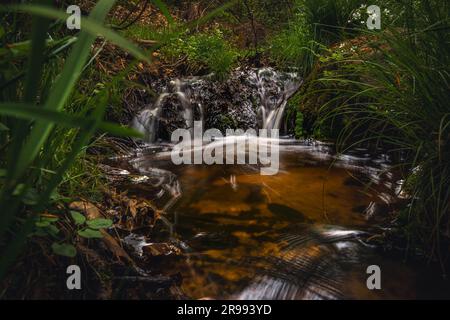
left=162, top=28, right=239, bottom=78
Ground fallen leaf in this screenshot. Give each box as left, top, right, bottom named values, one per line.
left=101, top=230, right=135, bottom=264
left=69, top=201, right=101, bottom=220
left=69, top=201, right=134, bottom=265
left=128, top=199, right=138, bottom=218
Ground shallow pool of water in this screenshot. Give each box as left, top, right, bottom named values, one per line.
left=126, top=139, right=449, bottom=299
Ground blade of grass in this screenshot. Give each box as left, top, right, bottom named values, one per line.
left=151, top=0, right=174, bottom=26
left=5, top=4, right=151, bottom=63
left=8, top=0, right=117, bottom=183
left=0, top=103, right=143, bottom=138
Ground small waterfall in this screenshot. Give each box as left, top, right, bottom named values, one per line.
left=131, top=95, right=164, bottom=143
left=132, top=78, right=201, bottom=143
left=170, top=79, right=196, bottom=136
left=249, top=68, right=302, bottom=130
left=132, top=68, right=302, bottom=143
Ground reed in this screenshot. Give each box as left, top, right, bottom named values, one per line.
left=311, top=0, right=450, bottom=261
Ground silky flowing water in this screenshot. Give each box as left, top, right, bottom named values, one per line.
left=124, top=68, right=449, bottom=299
left=125, top=139, right=449, bottom=300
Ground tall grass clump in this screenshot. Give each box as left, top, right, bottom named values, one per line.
left=0, top=0, right=152, bottom=280
left=268, top=0, right=368, bottom=75
left=311, top=0, right=450, bottom=262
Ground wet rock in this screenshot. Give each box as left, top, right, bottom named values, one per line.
left=123, top=233, right=149, bottom=257
left=132, top=67, right=302, bottom=142
left=123, top=233, right=182, bottom=259
left=142, top=242, right=182, bottom=257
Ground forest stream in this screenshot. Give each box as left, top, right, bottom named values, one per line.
left=110, top=68, right=449, bottom=300
left=1, top=0, right=449, bottom=304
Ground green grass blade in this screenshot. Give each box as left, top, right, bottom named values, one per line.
left=0, top=103, right=143, bottom=137
left=23, top=0, right=52, bottom=103
left=9, top=0, right=117, bottom=181
left=6, top=4, right=151, bottom=63
left=151, top=0, right=174, bottom=26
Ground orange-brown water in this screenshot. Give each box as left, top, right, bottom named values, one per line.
left=129, top=140, right=449, bottom=299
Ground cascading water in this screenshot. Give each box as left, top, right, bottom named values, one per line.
left=132, top=78, right=200, bottom=143
left=117, top=66, right=450, bottom=300
left=249, top=68, right=302, bottom=130
left=132, top=68, right=302, bottom=143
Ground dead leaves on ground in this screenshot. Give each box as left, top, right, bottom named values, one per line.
left=68, top=188, right=164, bottom=265
left=69, top=200, right=133, bottom=264
left=104, top=189, right=160, bottom=231
left=69, top=201, right=102, bottom=220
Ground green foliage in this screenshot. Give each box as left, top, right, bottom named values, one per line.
left=34, top=216, right=59, bottom=237
left=75, top=214, right=113, bottom=239
left=268, top=10, right=314, bottom=72
left=219, top=114, right=236, bottom=129
left=0, top=0, right=234, bottom=279
left=266, top=0, right=402, bottom=74
left=295, top=111, right=304, bottom=139
left=50, top=210, right=113, bottom=256
left=0, top=0, right=147, bottom=279
left=122, top=22, right=177, bottom=42
left=298, top=0, right=366, bottom=43
left=162, top=28, right=239, bottom=78
left=286, top=92, right=305, bottom=138
left=267, top=0, right=366, bottom=74
left=86, top=218, right=113, bottom=230
left=70, top=211, right=86, bottom=225
left=51, top=242, right=76, bottom=258
left=312, top=0, right=450, bottom=257
left=77, top=228, right=103, bottom=239
left=48, top=125, right=108, bottom=202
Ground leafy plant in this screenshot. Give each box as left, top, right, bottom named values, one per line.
left=34, top=215, right=60, bottom=238
left=162, top=28, right=239, bottom=78
left=72, top=210, right=112, bottom=240
left=0, top=0, right=148, bottom=279
left=51, top=242, right=76, bottom=258
left=268, top=11, right=315, bottom=72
